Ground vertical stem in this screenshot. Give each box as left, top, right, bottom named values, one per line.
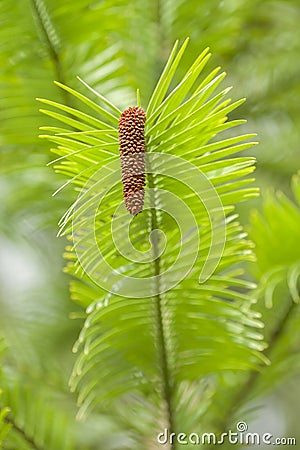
left=148, top=7, right=175, bottom=440
left=30, top=0, right=70, bottom=105
left=154, top=291, right=176, bottom=449
left=148, top=169, right=176, bottom=449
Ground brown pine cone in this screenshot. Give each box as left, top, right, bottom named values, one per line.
left=118, top=106, right=146, bottom=215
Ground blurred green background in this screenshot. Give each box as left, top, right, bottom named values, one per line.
left=0, top=0, right=300, bottom=448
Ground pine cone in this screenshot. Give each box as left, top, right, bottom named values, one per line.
left=118, top=106, right=146, bottom=215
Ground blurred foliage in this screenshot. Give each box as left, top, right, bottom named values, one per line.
left=0, top=0, right=300, bottom=449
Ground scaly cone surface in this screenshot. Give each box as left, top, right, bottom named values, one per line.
left=118, top=106, right=146, bottom=215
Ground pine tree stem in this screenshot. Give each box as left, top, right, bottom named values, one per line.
left=148, top=169, right=176, bottom=450
left=154, top=293, right=176, bottom=449
left=30, top=0, right=69, bottom=105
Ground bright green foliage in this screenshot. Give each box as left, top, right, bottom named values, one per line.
left=39, top=40, right=266, bottom=438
